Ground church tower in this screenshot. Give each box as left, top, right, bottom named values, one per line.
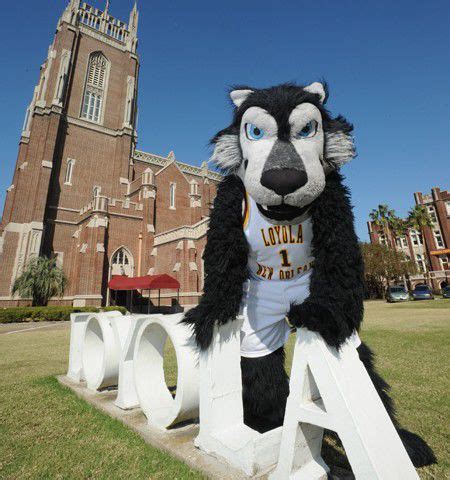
left=0, top=1, right=139, bottom=305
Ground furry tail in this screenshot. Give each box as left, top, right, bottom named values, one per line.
left=398, top=429, right=437, bottom=468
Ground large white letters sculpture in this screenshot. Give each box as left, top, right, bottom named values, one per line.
left=270, top=328, right=418, bottom=479
left=82, top=310, right=133, bottom=391
left=67, top=311, right=419, bottom=479
left=67, top=312, right=91, bottom=382
left=195, top=316, right=283, bottom=476
left=196, top=320, right=419, bottom=479
left=125, top=313, right=199, bottom=429
left=70, top=311, right=199, bottom=430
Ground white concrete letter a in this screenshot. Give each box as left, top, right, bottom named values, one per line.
left=270, top=328, right=419, bottom=480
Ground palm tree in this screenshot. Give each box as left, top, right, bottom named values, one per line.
left=407, top=205, right=434, bottom=277
left=12, top=256, right=68, bottom=306
left=407, top=204, right=434, bottom=232
left=407, top=205, right=433, bottom=249
left=369, top=204, right=398, bottom=247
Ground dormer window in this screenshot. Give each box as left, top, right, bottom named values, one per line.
left=81, top=52, right=109, bottom=124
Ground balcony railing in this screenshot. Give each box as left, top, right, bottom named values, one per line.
left=78, top=3, right=130, bottom=43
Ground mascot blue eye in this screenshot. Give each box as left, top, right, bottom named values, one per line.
left=245, top=123, right=265, bottom=140
left=295, top=120, right=317, bottom=138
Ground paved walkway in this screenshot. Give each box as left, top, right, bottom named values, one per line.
left=0, top=321, right=70, bottom=335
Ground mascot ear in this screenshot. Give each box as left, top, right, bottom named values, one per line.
left=325, top=116, right=356, bottom=169
left=230, top=89, right=253, bottom=108
left=303, top=82, right=327, bottom=104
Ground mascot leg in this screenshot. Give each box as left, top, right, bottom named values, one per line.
left=357, top=342, right=436, bottom=467
left=241, top=347, right=289, bottom=433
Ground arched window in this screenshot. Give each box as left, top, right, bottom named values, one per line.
left=111, top=247, right=133, bottom=276
left=81, top=52, right=109, bottom=123
left=65, top=158, right=75, bottom=185
left=93, top=185, right=101, bottom=197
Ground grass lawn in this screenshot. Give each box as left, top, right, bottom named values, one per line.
left=1, top=300, right=449, bottom=479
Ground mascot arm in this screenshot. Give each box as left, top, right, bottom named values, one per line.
left=183, top=175, right=248, bottom=350
left=288, top=172, right=365, bottom=349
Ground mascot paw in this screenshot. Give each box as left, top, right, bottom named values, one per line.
left=398, top=428, right=436, bottom=467
left=288, top=301, right=351, bottom=349
left=182, top=309, right=215, bottom=350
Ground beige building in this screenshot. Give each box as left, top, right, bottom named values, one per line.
left=367, top=187, right=450, bottom=290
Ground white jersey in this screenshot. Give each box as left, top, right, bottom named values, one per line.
left=240, top=192, right=361, bottom=358
left=243, top=192, right=315, bottom=281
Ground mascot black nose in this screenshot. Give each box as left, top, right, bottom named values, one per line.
left=260, top=168, right=308, bottom=196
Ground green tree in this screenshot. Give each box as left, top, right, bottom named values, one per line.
left=12, top=256, right=68, bottom=306
left=407, top=204, right=433, bottom=233
left=369, top=204, right=398, bottom=247
left=389, top=216, right=408, bottom=238
left=361, top=242, right=417, bottom=298
left=407, top=204, right=434, bottom=271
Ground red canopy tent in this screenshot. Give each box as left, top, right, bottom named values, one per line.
left=108, top=274, right=181, bottom=313
left=109, top=274, right=180, bottom=291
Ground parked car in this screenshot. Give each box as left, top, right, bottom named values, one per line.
left=411, top=285, right=434, bottom=300
left=386, top=286, right=410, bottom=303
left=442, top=286, right=450, bottom=299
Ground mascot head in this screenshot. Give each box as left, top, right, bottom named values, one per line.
left=211, top=82, right=355, bottom=221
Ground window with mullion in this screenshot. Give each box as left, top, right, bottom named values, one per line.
left=81, top=52, right=109, bottom=124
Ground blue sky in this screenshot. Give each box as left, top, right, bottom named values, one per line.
left=1, top=0, right=449, bottom=240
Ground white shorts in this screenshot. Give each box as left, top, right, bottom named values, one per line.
left=240, top=271, right=361, bottom=358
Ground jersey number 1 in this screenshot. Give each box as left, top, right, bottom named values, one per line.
left=279, top=249, right=291, bottom=267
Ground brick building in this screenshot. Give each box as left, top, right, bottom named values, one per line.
left=0, top=1, right=221, bottom=307
left=367, top=187, right=450, bottom=290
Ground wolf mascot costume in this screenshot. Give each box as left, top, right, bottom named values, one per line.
left=184, top=82, right=434, bottom=467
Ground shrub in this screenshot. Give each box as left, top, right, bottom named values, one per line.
left=0, top=306, right=127, bottom=324
left=12, top=256, right=68, bottom=306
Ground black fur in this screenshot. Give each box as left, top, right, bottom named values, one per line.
left=185, top=171, right=364, bottom=350
left=358, top=342, right=436, bottom=467
left=183, top=175, right=248, bottom=350
left=185, top=82, right=435, bottom=467
left=241, top=347, right=289, bottom=433
left=288, top=171, right=365, bottom=348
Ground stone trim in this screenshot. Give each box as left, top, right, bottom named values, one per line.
left=46, top=219, right=79, bottom=226
left=48, top=205, right=80, bottom=213
left=87, top=216, right=108, bottom=228
left=109, top=212, right=143, bottom=221
left=3, top=221, right=44, bottom=233
left=79, top=24, right=129, bottom=53
left=66, top=115, right=135, bottom=138
left=42, top=160, right=53, bottom=169
left=3, top=222, right=44, bottom=291
left=134, top=149, right=222, bottom=182
left=154, top=218, right=209, bottom=246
